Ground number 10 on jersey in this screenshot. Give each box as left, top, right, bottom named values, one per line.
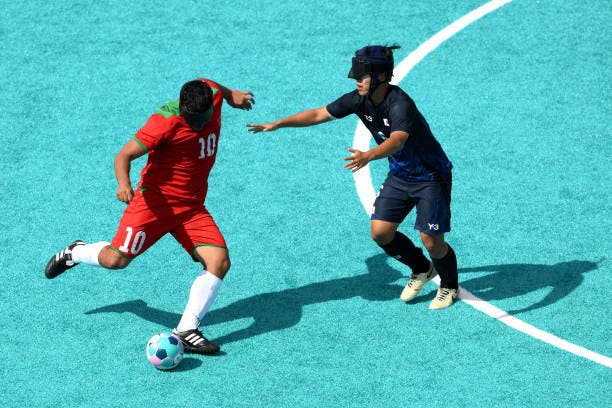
left=198, top=133, right=217, bottom=159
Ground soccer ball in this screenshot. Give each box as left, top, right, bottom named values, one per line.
left=146, top=333, right=184, bottom=370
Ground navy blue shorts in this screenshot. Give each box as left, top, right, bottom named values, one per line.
left=371, top=174, right=452, bottom=235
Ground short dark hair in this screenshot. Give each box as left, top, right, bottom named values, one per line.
left=352, top=44, right=401, bottom=82
left=179, top=80, right=213, bottom=115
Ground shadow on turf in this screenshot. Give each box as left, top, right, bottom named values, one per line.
left=85, top=254, right=405, bottom=346
left=172, top=357, right=203, bottom=372
left=415, top=258, right=601, bottom=315
left=85, top=257, right=603, bottom=344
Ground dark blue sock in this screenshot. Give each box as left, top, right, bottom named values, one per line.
left=432, top=244, right=458, bottom=289
left=379, top=232, right=430, bottom=274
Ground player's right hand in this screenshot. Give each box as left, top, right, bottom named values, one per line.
left=116, top=184, right=134, bottom=204
left=247, top=122, right=278, bottom=133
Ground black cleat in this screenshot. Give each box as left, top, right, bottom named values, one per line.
left=172, top=328, right=220, bottom=355
left=45, top=240, right=85, bottom=279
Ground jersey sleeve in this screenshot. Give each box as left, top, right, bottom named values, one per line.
left=389, top=96, right=415, bottom=133
left=133, top=114, right=170, bottom=151
left=326, top=91, right=360, bottom=119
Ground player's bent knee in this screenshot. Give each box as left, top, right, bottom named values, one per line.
left=99, top=248, right=131, bottom=270
left=370, top=220, right=399, bottom=246
left=208, top=256, right=230, bottom=273
left=421, top=238, right=435, bottom=252
left=371, top=229, right=395, bottom=246
left=199, top=254, right=230, bottom=276
left=104, top=257, right=131, bottom=270
left=205, top=257, right=230, bottom=279
left=215, top=257, right=231, bottom=275
left=420, top=233, right=446, bottom=258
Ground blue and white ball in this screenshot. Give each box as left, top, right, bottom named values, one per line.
left=146, top=333, right=184, bottom=370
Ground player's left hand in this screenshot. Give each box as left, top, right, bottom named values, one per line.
left=228, top=90, right=255, bottom=110
left=116, top=183, right=134, bottom=204
left=344, top=148, right=371, bottom=173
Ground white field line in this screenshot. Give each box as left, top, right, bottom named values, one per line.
left=351, top=0, right=612, bottom=368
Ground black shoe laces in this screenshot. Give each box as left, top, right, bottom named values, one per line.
left=437, top=288, right=452, bottom=300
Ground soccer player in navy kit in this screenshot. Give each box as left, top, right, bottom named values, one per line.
left=248, top=45, right=458, bottom=309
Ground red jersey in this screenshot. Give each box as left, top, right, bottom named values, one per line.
left=133, top=79, right=223, bottom=203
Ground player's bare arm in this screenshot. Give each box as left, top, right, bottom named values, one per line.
left=215, top=83, right=255, bottom=110
left=247, top=106, right=332, bottom=133
left=344, top=131, right=409, bottom=172
left=114, top=139, right=147, bottom=204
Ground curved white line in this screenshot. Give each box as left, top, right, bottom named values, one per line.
left=352, top=0, right=612, bottom=368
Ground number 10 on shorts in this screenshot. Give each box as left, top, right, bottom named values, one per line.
left=118, top=226, right=147, bottom=255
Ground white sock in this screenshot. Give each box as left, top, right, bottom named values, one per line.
left=176, top=270, right=222, bottom=332
left=71, top=241, right=110, bottom=266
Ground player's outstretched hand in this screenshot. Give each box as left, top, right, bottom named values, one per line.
left=247, top=122, right=279, bottom=133
left=116, top=184, right=134, bottom=204
left=344, top=148, right=372, bottom=173
left=228, top=90, right=255, bottom=110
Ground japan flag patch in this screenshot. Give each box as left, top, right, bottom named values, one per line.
left=383, top=118, right=390, bottom=126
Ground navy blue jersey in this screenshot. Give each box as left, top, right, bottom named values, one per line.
left=326, top=86, right=452, bottom=181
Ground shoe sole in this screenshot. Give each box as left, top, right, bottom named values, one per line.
left=183, top=345, right=220, bottom=355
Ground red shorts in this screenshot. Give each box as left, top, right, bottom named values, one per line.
left=110, top=190, right=226, bottom=259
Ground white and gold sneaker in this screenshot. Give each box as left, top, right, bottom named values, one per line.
left=429, top=287, right=459, bottom=310
left=400, top=263, right=437, bottom=302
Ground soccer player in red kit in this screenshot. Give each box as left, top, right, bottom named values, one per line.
left=45, top=79, right=254, bottom=354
